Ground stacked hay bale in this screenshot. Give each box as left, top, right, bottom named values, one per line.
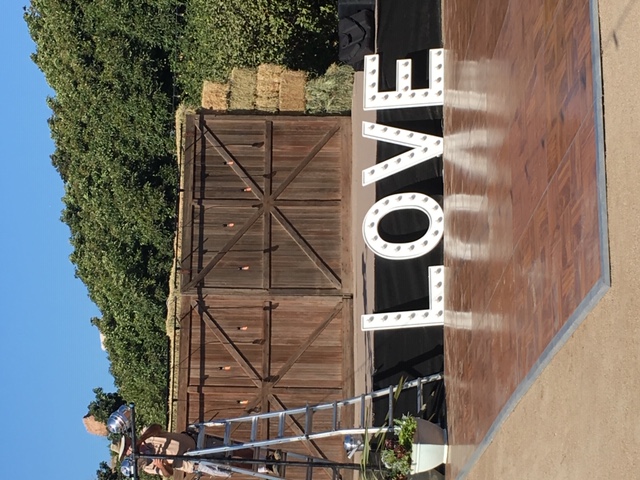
left=229, top=68, right=257, bottom=111
left=256, top=64, right=284, bottom=112
left=278, top=69, right=307, bottom=112
left=305, top=64, right=355, bottom=114
left=200, top=64, right=353, bottom=114
left=201, top=81, right=229, bottom=111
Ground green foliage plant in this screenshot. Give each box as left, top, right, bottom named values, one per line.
left=97, top=461, right=126, bottom=480
left=395, top=415, right=417, bottom=448
left=380, top=415, right=418, bottom=480
left=359, top=379, right=418, bottom=480
left=24, top=0, right=178, bottom=426
left=176, top=0, right=338, bottom=103
left=381, top=447, right=411, bottom=480
left=88, top=387, right=126, bottom=425
left=97, top=460, right=155, bottom=480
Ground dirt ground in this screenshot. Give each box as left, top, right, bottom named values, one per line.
left=461, top=0, right=640, bottom=478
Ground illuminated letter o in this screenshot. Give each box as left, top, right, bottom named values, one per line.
left=362, top=193, right=444, bottom=260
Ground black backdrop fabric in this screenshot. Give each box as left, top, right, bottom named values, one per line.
left=371, top=0, right=445, bottom=423
left=375, top=0, right=443, bottom=122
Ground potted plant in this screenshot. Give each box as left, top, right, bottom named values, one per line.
left=380, top=415, right=417, bottom=479
left=379, top=415, right=447, bottom=479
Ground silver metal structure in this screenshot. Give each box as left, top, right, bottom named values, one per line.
left=186, top=373, right=444, bottom=478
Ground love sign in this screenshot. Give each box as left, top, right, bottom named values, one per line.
left=359, top=50, right=446, bottom=331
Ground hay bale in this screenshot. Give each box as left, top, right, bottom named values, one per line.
left=256, top=64, right=284, bottom=112
left=279, top=69, right=307, bottom=112
left=305, top=64, right=355, bottom=114
left=201, top=81, right=229, bottom=111
left=229, top=68, right=257, bottom=111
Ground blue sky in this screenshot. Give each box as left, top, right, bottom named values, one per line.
left=0, top=2, right=116, bottom=479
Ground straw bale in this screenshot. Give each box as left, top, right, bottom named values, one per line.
left=279, top=69, right=307, bottom=112
left=201, top=81, right=229, bottom=111
left=229, top=68, right=257, bottom=111
left=256, top=64, right=284, bottom=112
left=305, top=64, right=355, bottom=114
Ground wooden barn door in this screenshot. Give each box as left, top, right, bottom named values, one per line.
left=177, top=115, right=353, bottom=474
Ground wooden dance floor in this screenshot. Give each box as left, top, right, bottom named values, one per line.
left=442, top=0, right=607, bottom=476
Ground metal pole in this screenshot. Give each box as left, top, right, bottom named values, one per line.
left=129, top=403, right=139, bottom=480
left=133, top=453, right=371, bottom=470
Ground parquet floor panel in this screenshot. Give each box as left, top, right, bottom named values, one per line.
left=443, top=0, right=604, bottom=475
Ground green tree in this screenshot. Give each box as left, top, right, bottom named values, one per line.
left=88, top=388, right=126, bottom=425
left=176, top=0, right=338, bottom=102
left=97, top=461, right=126, bottom=480
left=24, top=0, right=178, bottom=425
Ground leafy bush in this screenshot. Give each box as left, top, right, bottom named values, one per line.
left=97, top=461, right=126, bottom=480
left=25, top=0, right=178, bottom=426
left=88, top=388, right=126, bottom=425
left=176, top=0, right=338, bottom=103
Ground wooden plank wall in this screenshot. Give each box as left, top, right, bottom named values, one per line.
left=175, top=114, right=354, bottom=480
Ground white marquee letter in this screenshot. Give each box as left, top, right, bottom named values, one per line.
left=361, top=121, right=443, bottom=186
left=362, top=192, right=443, bottom=260
left=363, top=49, right=444, bottom=110
left=361, top=266, right=444, bottom=330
